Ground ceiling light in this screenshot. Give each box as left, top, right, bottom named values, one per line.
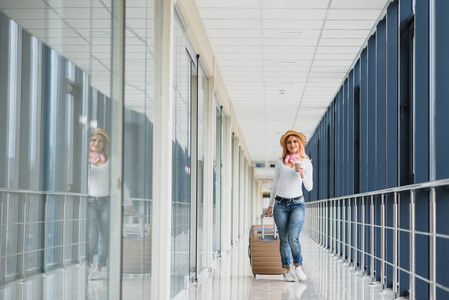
left=279, top=31, right=301, bottom=37
left=279, top=90, right=286, bottom=95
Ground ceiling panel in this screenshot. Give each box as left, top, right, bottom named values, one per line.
left=327, top=9, right=382, bottom=19
left=202, top=19, right=261, bottom=29
left=196, top=0, right=388, bottom=165
left=263, top=20, right=324, bottom=30
left=323, top=20, right=376, bottom=30
left=3, top=0, right=390, bottom=179
left=262, top=0, right=330, bottom=9
left=198, top=8, right=260, bottom=19
left=262, top=9, right=326, bottom=20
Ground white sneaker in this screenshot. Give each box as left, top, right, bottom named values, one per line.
left=89, top=268, right=103, bottom=280
left=295, top=266, right=307, bottom=281
left=284, top=270, right=296, bottom=282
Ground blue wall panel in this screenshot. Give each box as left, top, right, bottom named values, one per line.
left=303, top=0, right=449, bottom=297
left=376, top=19, right=387, bottom=191
left=360, top=49, right=368, bottom=193
left=348, top=71, right=354, bottom=196
left=386, top=1, right=399, bottom=189
left=367, top=35, right=377, bottom=192
left=414, top=0, right=430, bottom=184
left=435, top=0, right=449, bottom=298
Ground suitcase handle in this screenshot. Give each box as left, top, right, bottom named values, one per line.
left=260, top=213, right=278, bottom=240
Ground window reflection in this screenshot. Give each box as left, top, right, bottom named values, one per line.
left=171, top=18, right=192, bottom=298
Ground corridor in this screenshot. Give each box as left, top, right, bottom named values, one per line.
left=1, top=235, right=404, bottom=300
left=1, top=0, right=449, bottom=299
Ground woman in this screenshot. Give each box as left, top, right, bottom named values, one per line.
left=87, top=128, right=135, bottom=280
left=265, top=130, right=313, bottom=282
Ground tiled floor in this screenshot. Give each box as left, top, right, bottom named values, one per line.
left=190, top=236, right=406, bottom=300
left=0, top=236, right=405, bottom=300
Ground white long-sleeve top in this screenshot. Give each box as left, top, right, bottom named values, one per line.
left=88, top=160, right=132, bottom=206
left=89, top=161, right=110, bottom=197
left=269, top=157, right=313, bottom=207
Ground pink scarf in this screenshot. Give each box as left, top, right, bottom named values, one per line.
left=284, top=153, right=300, bottom=164
left=89, top=152, right=105, bottom=163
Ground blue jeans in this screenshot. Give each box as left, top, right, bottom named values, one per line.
left=88, top=197, right=110, bottom=268
left=273, top=198, right=306, bottom=269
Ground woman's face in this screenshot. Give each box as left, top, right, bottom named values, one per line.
left=286, top=135, right=301, bottom=154
left=89, top=134, right=105, bottom=153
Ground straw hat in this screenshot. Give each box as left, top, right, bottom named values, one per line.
left=89, top=128, right=110, bottom=147
left=280, top=130, right=306, bottom=147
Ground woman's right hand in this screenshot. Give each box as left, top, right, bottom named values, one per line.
left=265, top=206, right=273, bottom=216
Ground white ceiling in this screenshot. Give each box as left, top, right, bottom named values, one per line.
left=194, top=0, right=390, bottom=180
left=1, top=0, right=391, bottom=182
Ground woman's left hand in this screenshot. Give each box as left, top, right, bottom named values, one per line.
left=298, top=168, right=304, bottom=178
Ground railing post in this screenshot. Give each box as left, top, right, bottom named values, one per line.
left=361, top=196, right=365, bottom=277
left=342, top=198, right=346, bottom=263
left=319, top=202, right=323, bottom=246
left=78, top=197, right=83, bottom=264
left=348, top=197, right=352, bottom=267
left=337, top=199, right=341, bottom=258
left=381, top=193, right=386, bottom=291
left=0, top=193, right=4, bottom=286
left=370, top=195, right=375, bottom=285
left=62, top=195, right=67, bottom=269
left=409, top=190, right=415, bottom=300
left=325, top=200, right=329, bottom=250
left=393, top=192, right=399, bottom=299
left=354, top=197, right=358, bottom=272
left=429, top=187, right=436, bottom=300
left=21, top=194, right=28, bottom=281
left=44, top=195, right=48, bottom=274
left=333, top=199, right=337, bottom=255
left=329, top=200, right=332, bottom=252
left=315, top=203, right=318, bottom=244
left=313, top=203, right=316, bottom=242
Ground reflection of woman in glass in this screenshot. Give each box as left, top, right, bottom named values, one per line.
left=87, top=128, right=111, bottom=280
left=87, top=128, right=135, bottom=280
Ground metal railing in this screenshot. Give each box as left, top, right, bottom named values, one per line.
left=0, top=188, right=89, bottom=285
left=303, top=178, right=449, bottom=300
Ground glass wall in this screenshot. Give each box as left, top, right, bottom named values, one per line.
left=0, top=0, right=159, bottom=298
left=171, top=17, right=192, bottom=298
left=196, top=63, right=208, bottom=276
left=121, top=0, right=155, bottom=298
left=213, top=104, right=228, bottom=257
left=0, top=0, right=119, bottom=298
left=213, top=105, right=222, bottom=256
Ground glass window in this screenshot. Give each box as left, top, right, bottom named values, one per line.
left=121, top=0, right=156, bottom=298
left=213, top=104, right=222, bottom=256
left=0, top=1, right=120, bottom=298
left=196, top=63, right=208, bottom=275
left=171, top=17, right=192, bottom=298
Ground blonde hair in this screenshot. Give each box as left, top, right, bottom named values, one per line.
left=89, top=128, right=109, bottom=161
left=281, top=134, right=310, bottom=162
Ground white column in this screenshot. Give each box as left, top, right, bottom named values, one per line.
left=204, top=76, right=215, bottom=270
left=232, top=136, right=240, bottom=244
left=221, top=117, right=233, bottom=252
left=108, top=0, right=125, bottom=298
left=239, top=149, right=245, bottom=238
left=152, top=0, right=174, bottom=299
